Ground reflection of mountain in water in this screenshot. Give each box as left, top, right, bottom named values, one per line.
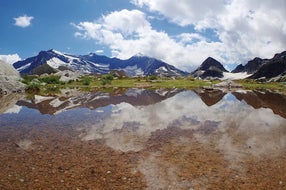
left=192, top=89, right=286, bottom=119
left=232, top=90, right=286, bottom=118
left=17, top=88, right=184, bottom=115
left=194, top=89, right=226, bottom=106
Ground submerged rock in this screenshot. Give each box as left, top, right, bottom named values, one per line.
left=0, top=60, right=25, bottom=94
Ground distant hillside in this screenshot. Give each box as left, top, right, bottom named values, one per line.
left=13, top=49, right=188, bottom=77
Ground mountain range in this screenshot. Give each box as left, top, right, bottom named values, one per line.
left=12, top=49, right=286, bottom=81
left=191, top=51, right=286, bottom=81
left=13, top=49, right=188, bottom=77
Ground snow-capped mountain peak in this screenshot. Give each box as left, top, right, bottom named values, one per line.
left=13, top=50, right=188, bottom=77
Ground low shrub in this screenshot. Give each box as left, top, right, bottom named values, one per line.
left=148, top=75, right=157, bottom=80
left=101, top=74, right=114, bottom=86
left=81, top=76, right=92, bottom=85
left=25, top=83, right=41, bottom=93
left=43, top=86, right=61, bottom=94
left=22, top=75, right=38, bottom=85
left=39, top=75, right=61, bottom=84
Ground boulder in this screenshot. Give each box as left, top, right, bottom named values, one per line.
left=0, top=60, right=25, bottom=94
left=55, top=70, right=83, bottom=82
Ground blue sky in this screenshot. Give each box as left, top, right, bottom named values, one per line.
left=0, top=0, right=285, bottom=71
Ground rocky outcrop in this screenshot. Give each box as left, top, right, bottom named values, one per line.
left=232, top=57, right=264, bottom=74
left=55, top=70, right=83, bottom=82
left=249, top=51, right=286, bottom=80
left=231, top=51, right=286, bottom=81
left=0, top=60, right=25, bottom=94
left=191, top=57, right=228, bottom=79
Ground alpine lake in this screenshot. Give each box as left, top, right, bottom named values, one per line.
left=0, top=87, right=285, bottom=189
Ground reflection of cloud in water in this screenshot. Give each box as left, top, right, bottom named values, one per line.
left=236, top=108, right=286, bottom=157
left=80, top=90, right=286, bottom=160
left=138, top=152, right=192, bottom=190
left=4, top=104, right=22, bottom=114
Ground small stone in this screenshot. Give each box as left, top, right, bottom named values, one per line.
left=19, top=179, right=25, bottom=182
left=107, top=171, right=111, bottom=174
left=279, top=181, right=282, bottom=185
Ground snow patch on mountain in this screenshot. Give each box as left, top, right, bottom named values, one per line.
left=13, top=49, right=188, bottom=77
left=222, top=72, right=251, bottom=80
left=47, top=57, right=67, bottom=68
left=156, top=66, right=168, bottom=72
left=18, top=62, right=32, bottom=72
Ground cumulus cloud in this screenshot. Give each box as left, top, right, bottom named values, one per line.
left=131, top=0, right=286, bottom=64
left=72, top=9, right=211, bottom=71
left=14, top=15, right=34, bottom=28
left=0, top=54, right=21, bottom=64
left=72, top=1, right=286, bottom=71
left=131, top=0, right=226, bottom=27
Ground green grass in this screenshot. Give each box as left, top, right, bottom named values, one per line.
left=39, top=75, right=62, bottom=84
left=22, top=74, right=286, bottom=95
left=236, top=79, right=286, bottom=94
left=22, top=75, right=38, bottom=85
left=80, top=76, right=92, bottom=85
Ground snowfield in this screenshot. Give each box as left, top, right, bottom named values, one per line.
left=222, top=72, right=251, bottom=80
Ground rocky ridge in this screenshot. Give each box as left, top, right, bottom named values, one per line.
left=13, top=49, right=188, bottom=77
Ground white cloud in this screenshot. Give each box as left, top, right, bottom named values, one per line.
left=95, top=50, right=104, bottom=54
left=131, top=0, right=226, bottom=27
left=0, top=54, right=21, bottom=64
left=72, top=9, right=213, bottom=71
left=14, top=15, right=34, bottom=28
left=131, top=0, right=286, bottom=66
left=73, top=1, right=286, bottom=71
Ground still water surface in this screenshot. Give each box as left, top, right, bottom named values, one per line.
left=0, top=88, right=285, bottom=189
